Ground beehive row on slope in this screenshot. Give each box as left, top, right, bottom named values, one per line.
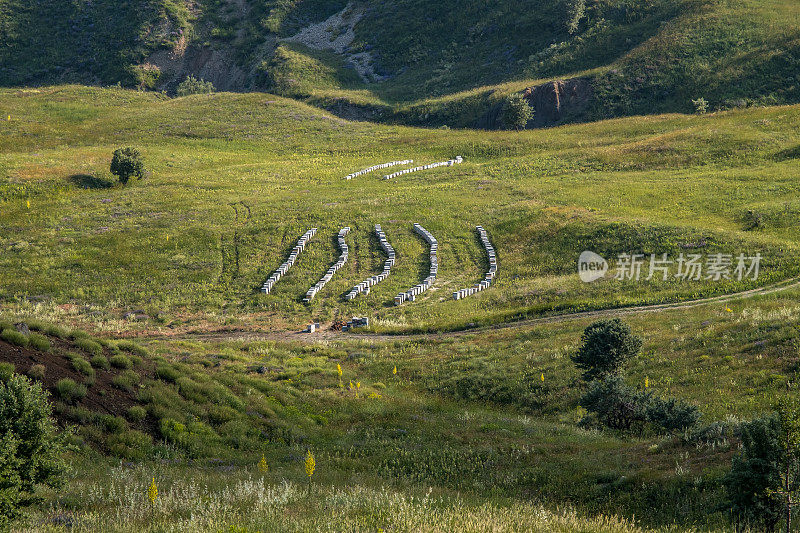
left=383, top=156, right=463, bottom=180
left=260, top=228, right=317, bottom=294
left=394, top=223, right=437, bottom=306
left=346, top=224, right=395, bottom=300
left=453, top=226, right=497, bottom=300
left=344, top=160, right=413, bottom=180
left=304, top=227, right=350, bottom=303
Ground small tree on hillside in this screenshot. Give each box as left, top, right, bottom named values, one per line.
left=502, top=94, right=533, bottom=131
left=692, top=97, right=709, bottom=115
left=110, top=147, right=145, bottom=185
left=571, top=318, right=642, bottom=381
left=724, top=414, right=784, bottom=531
left=176, top=75, right=215, bottom=97
left=0, top=374, right=68, bottom=526
left=564, top=0, right=586, bottom=35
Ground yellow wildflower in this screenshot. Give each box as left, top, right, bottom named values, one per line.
left=645, top=376, right=649, bottom=388
left=304, top=450, right=315, bottom=479
left=148, top=477, right=158, bottom=506
left=258, top=454, right=268, bottom=474
left=392, top=365, right=397, bottom=375
left=337, top=363, right=342, bottom=377
left=540, top=372, right=544, bottom=382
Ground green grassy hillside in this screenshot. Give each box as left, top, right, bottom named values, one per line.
left=2, top=0, right=799, bottom=126
left=2, top=86, right=800, bottom=334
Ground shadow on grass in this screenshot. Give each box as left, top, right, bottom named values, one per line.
left=68, top=174, right=115, bottom=189
left=774, top=144, right=800, bottom=161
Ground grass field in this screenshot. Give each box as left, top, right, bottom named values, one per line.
left=2, top=85, right=800, bottom=531
left=1, top=86, right=800, bottom=334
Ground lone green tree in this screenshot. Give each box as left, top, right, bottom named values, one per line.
left=502, top=94, right=533, bottom=131
left=571, top=318, right=642, bottom=381
left=110, top=147, right=145, bottom=185
left=0, top=374, right=68, bottom=526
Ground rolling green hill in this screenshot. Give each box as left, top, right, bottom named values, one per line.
left=2, top=0, right=799, bottom=127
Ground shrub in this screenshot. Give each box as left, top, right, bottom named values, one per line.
left=1, top=329, right=28, bottom=348
left=75, top=337, right=103, bottom=357
left=112, top=370, right=140, bottom=392
left=27, top=364, right=45, bottom=381
left=126, top=405, right=147, bottom=422
left=564, top=0, right=586, bottom=34
left=110, top=147, right=145, bottom=185
left=71, top=357, right=95, bottom=379
left=176, top=75, right=215, bottom=97
left=156, top=364, right=181, bottom=383
left=0, top=374, right=68, bottom=526
left=99, top=415, right=127, bottom=434
left=646, top=395, right=701, bottom=432
left=692, top=97, right=709, bottom=114
left=723, top=414, right=783, bottom=530
left=579, top=376, right=647, bottom=431
left=501, top=94, right=532, bottom=130
left=109, top=354, right=132, bottom=370
left=90, top=355, right=110, bottom=370
left=0, top=363, right=15, bottom=382
left=55, top=378, right=87, bottom=404
left=117, top=339, right=148, bottom=358
left=28, top=333, right=50, bottom=352
left=571, top=318, right=642, bottom=381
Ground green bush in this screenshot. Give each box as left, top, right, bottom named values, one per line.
left=26, top=364, right=45, bottom=381
left=117, top=339, right=148, bottom=358
left=109, top=354, right=132, bottom=370
left=723, top=414, right=783, bottom=530
left=110, top=147, right=145, bottom=185
left=646, top=395, right=701, bottom=432
left=0, top=363, right=15, bottom=382
left=0, top=374, right=68, bottom=526
left=156, top=364, right=181, bottom=383
left=692, top=97, right=709, bottom=115
left=55, top=378, right=87, bottom=404
left=0, top=329, right=28, bottom=348
left=501, top=94, right=532, bottom=130
left=99, top=415, right=128, bottom=434
left=571, top=318, right=642, bottom=381
left=90, top=355, right=110, bottom=370
left=112, top=370, right=140, bottom=392
left=126, top=405, right=147, bottom=422
left=75, top=337, right=103, bottom=357
left=71, top=358, right=95, bottom=379
left=28, top=333, right=50, bottom=352
left=176, top=75, right=215, bottom=97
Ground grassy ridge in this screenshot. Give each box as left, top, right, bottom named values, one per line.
left=2, top=86, right=800, bottom=333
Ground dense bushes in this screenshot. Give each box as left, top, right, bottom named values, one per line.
left=0, top=374, right=67, bottom=526
left=500, top=94, right=532, bottom=130
left=574, top=319, right=700, bottom=434
left=579, top=376, right=700, bottom=432
left=176, top=75, right=215, bottom=97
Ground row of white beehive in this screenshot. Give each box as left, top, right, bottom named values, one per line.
left=346, top=224, right=396, bottom=300
left=383, top=156, right=463, bottom=180
left=394, top=223, right=437, bottom=305
left=304, top=227, right=350, bottom=303
left=260, top=228, right=317, bottom=294
left=453, top=226, right=497, bottom=300
left=344, top=160, right=413, bottom=180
